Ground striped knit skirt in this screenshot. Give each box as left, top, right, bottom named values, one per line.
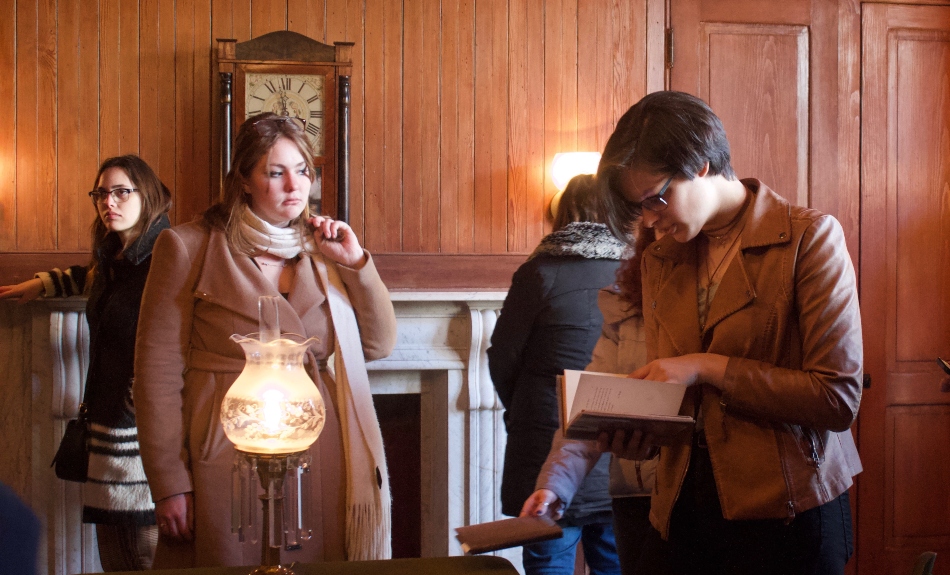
left=82, top=422, right=156, bottom=525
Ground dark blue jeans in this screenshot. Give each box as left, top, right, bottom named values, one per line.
left=522, top=520, right=622, bottom=575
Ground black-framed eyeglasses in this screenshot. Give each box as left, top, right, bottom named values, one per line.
left=639, top=176, right=674, bottom=213
left=88, top=187, right=138, bottom=204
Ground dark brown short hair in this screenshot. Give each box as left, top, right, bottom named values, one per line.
left=598, top=91, right=735, bottom=241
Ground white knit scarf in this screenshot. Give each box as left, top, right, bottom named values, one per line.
left=313, top=255, right=392, bottom=560
left=241, top=208, right=306, bottom=259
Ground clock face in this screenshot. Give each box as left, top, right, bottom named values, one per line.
left=245, top=72, right=325, bottom=156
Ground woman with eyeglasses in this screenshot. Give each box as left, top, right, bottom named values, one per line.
left=132, top=112, right=397, bottom=568
left=0, top=155, right=172, bottom=571
left=539, top=92, right=863, bottom=575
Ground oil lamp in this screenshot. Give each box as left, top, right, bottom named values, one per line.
left=221, top=296, right=326, bottom=574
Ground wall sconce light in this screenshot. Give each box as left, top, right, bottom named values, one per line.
left=550, top=151, right=601, bottom=217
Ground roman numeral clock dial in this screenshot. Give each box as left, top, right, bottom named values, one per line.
left=245, top=72, right=325, bottom=155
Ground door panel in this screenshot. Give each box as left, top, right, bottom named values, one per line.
left=670, top=0, right=842, bottom=223
left=861, top=4, right=950, bottom=575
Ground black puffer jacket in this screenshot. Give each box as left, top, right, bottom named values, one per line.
left=488, top=222, right=625, bottom=519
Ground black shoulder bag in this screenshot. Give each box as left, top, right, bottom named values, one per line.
left=51, top=402, right=90, bottom=483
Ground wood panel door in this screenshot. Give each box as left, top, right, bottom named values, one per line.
left=668, top=0, right=850, bottom=236
left=859, top=5, right=950, bottom=575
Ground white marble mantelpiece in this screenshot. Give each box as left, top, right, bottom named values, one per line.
left=7, top=290, right=521, bottom=575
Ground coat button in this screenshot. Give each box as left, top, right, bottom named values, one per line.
left=779, top=232, right=787, bottom=239
left=652, top=301, right=657, bottom=309
left=654, top=245, right=661, bottom=251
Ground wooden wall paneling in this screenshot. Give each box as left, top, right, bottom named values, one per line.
left=577, top=0, right=609, bottom=152
left=119, top=1, right=140, bottom=154
left=473, top=1, right=492, bottom=253
left=0, top=1, right=14, bottom=251
left=100, top=0, right=122, bottom=159
left=383, top=0, right=404, bottom=251
left=155, top=0, right=178, bottom=211
left=456, top=0, right=477, bottom=252
left=542, top=0, right=576, bottom=235
left=140, top=0, right=161, bottom=180
left=56, top=0, right=91, bottom=252
left=524, top=0, right=545, bottom=247
left=646, top=0, right=667, bottom=93
left=506, top=0, right=528, bottom=254
left=439, top=0, right=461, bottom=253
left=0, top=304, right=33, bottom=498
left=16, top=0, right=57, bottom=251
left=808, top=1, right=843, bottom=229
left=251, top=0, right=287, bottom=38
left=174, top=0, right=196, bottom=224
left=233, top=0, right=252, bottom=43
left=402, top=0, right=425, bottom=252
left=420, top=0, right=441, bottom=253
left=288, top=0, right=326, bottom=41
left=361, top=0, right=384, bottom=249
left=490, top=0, right=509, bottom=253
left=193, top=0, right=213, bottom=219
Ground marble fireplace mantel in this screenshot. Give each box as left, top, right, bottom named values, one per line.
left=17, top=290, right=522, bottom=575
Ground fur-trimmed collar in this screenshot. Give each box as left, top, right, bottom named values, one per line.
left=528, top=221, right=626, bottom=261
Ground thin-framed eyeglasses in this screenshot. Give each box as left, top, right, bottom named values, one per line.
left=639, top=176, right=674, bottom=213
left=88, top=187, right=138, bottom=204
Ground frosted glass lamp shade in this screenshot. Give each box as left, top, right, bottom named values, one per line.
left=221, top=334, right=326, bottom=454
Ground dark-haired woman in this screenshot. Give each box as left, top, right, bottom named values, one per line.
left=0, top=155, right=172, bottom=571
left=596, top=91, right=863, bottom=575
left=133, top=112, right=397, bottom=568
left=489, top=174, right=626, bottom=575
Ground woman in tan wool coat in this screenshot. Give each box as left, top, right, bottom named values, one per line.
left=132, top=113, right=397, bottom=568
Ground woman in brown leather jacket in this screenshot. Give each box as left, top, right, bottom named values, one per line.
left=596, top=91, right=863, bottom=575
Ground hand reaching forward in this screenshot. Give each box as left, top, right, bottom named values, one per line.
left=0, top=278, right=44, bottom=304
left=520, top=489, right=565, bottom=520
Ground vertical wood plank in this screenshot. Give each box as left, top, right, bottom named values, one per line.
left=419, top=0, right=441, bottom=252
left=506, top=0, right=528, bottom=252
left=289, top=0, right=325, bottom=41
left=361, top=0, right=385, bottom=249
left=456, top=0, right=476, bottom=252
left=119, top=1, right=140, bottom=153
left=174, top=0, right=197, bottom=223
left=78, top=0, right=100, bottom=247
left=525, top=0, right=544, bottom=247
left=489, top=0, right=508, bottom=253
left=472, top=0, right=492, bottom=253
left=155, top=0, right=177, bottom=212
left=0, top=0, right=14, bottom=251
left=233, top=0, right=252, bottom=41
left=210, top=0, right=234, bottom=207
left=12, top=0, right=34, bottom=250
left=381, top=0, right=403, bottom=251
left=192, top=0, right=213, bottom=214
left=56, top=0, right=85, bottom=251
left=100, top=0, right=121, bottom=159
left=439, top=0, right=460, bottom=253
left=251, top=0, right=286, bottom=38
left=401, top=0, right=423, bottom=251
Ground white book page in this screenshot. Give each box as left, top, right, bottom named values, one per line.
left=567, top=371, right=687, bottom=421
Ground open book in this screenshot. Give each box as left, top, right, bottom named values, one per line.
left=559, top=369, right=694, bottom=445
left=454, top=515, right=563, bottom=554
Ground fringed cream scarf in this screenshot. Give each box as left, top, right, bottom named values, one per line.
left=241, top=208, right=308, bottom=258
left=313, top=255, right=392, bottom=560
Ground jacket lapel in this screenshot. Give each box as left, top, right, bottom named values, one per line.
left=649, top=240, right=704, bottom=356
left=193, top=229, right=311, bottom=337
left=287, top=254, right=326, bottom=332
